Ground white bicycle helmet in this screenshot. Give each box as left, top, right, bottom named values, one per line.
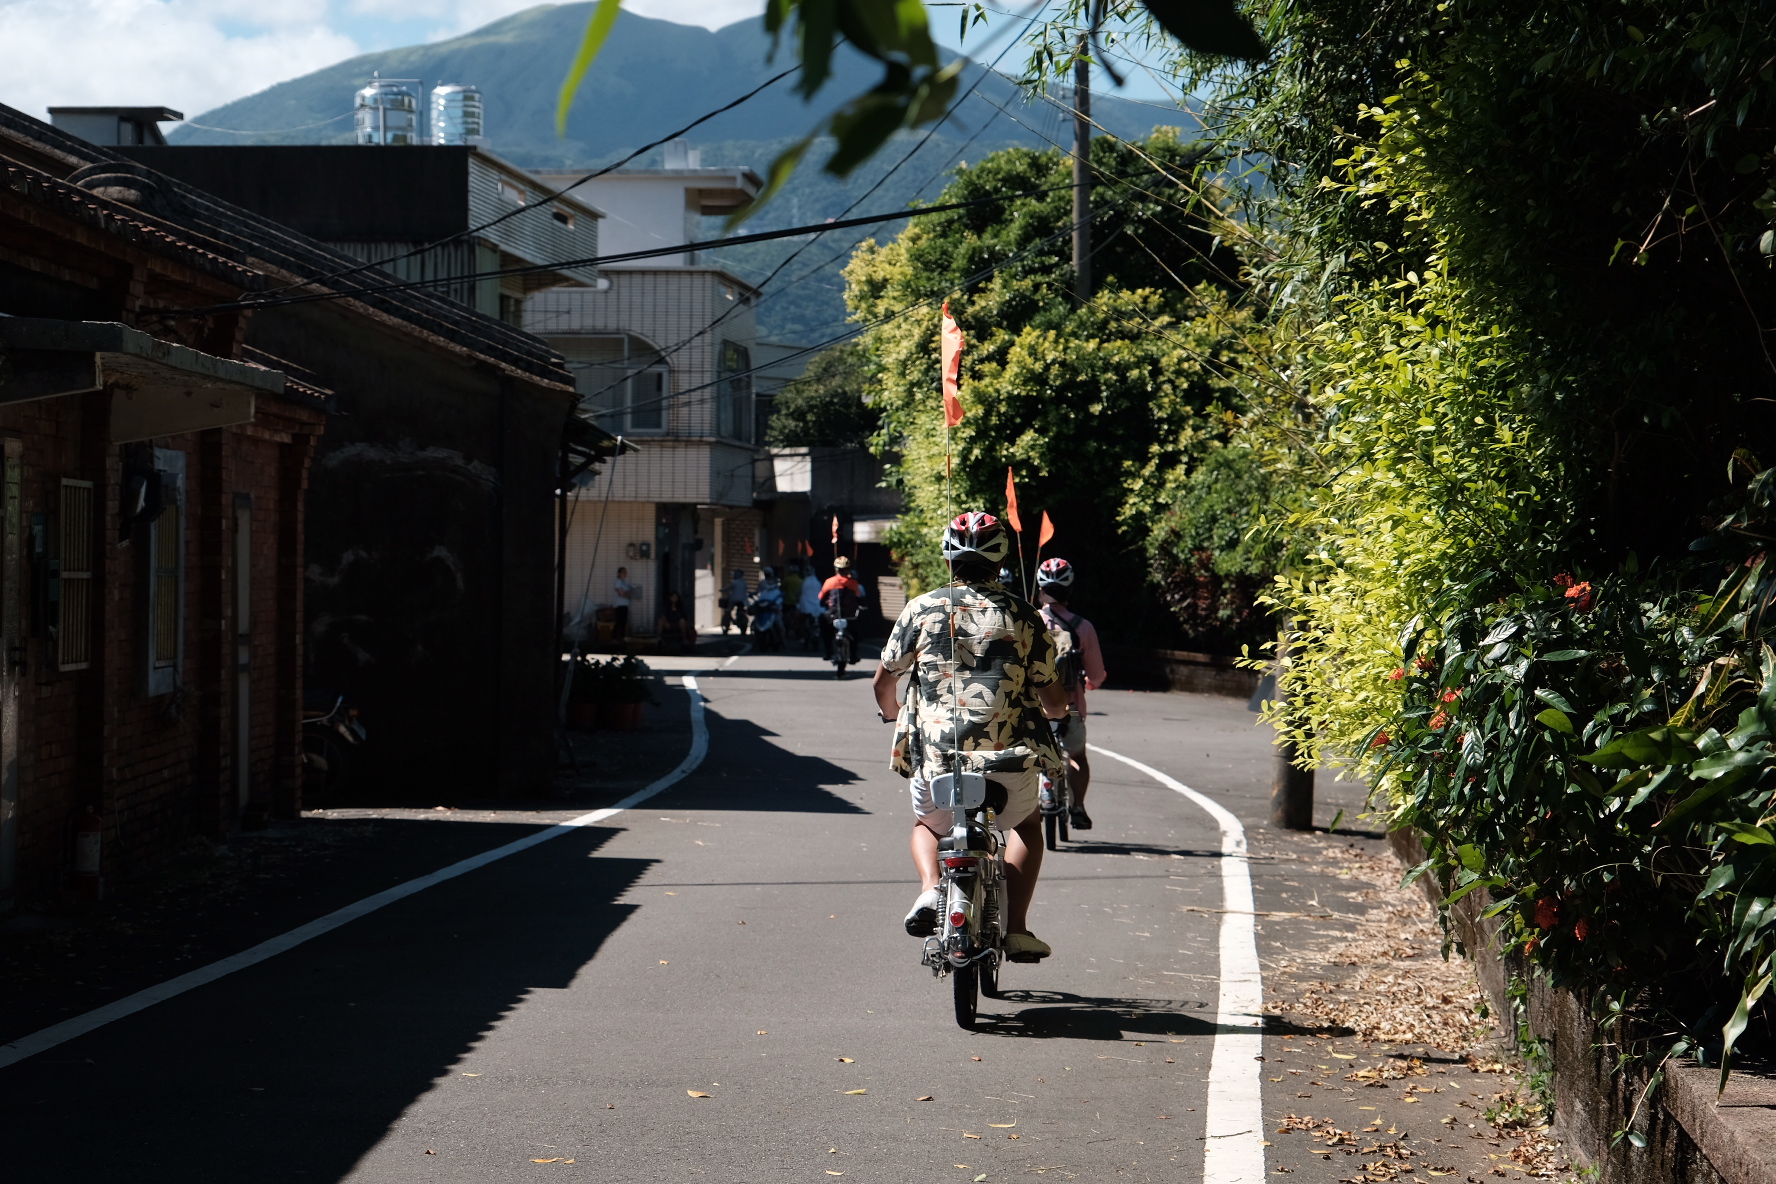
left=941, top=511, right=1011, bottom=567
left=1037, top=557, right=1075, bottom=588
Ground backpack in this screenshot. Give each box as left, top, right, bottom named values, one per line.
left=1045, top=605, right=1086, bottom=690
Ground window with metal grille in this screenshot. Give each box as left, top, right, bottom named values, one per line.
left=56, top=479, right=93, bottom=670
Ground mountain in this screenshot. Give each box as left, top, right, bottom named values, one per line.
left=172, top=4, right=1199, bottom=339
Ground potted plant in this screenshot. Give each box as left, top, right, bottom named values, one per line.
left=566, top=653, right=657, bottom=731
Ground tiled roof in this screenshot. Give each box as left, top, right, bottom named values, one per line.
left=0, top=103, right=572, bottom=391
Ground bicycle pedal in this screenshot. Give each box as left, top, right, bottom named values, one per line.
left=1005, top=949, right=1047, bottom=964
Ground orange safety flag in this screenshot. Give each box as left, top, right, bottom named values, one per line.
left=940, top=300, right=966, bottom=428
left=831, top=515, right=840, bottom=545
left=1004, top=467, right=1023, bottom=534
left=1038, top=511, right=1055, bottom=548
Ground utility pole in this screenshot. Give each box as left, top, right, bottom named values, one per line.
left=1071, top=34, right=1092, bottom=303
left=1267, top=629, right=1315, bottom=830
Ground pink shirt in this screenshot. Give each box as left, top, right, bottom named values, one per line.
left=1039, top=601, right=1108, bottom=715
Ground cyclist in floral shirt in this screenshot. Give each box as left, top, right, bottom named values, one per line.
left=872, top=512, right=1070, bottom=962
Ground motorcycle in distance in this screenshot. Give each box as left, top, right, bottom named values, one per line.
left=1039, top=719, right=1071, bottom=850
left=301, top=689, right=367, bottom=806
left=921, top=771, right=1010, bottom=1029
left=747, top=581, right=787, bottom=653
left=829, top=614, right=856, bottom=677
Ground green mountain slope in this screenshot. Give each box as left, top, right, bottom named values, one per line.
left=172, top=4, right=1198, bottom=339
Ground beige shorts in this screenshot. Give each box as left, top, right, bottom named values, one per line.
left=910, top=767, right=1041, bottom=834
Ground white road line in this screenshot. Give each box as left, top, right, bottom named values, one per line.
left=0, top=675, right=712, bottom=1072
left=1088, top=743, right=1265, bottom=1184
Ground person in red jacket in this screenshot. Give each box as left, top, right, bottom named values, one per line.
left=818, top=556, right=864, bottom=658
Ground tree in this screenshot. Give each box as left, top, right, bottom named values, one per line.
left=845, top=130, right=1266, bottom=647
left=765, top=342, right=878, bottom=448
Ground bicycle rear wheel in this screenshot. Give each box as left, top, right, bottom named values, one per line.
left=1043, top=810, right=1058, bottom=851
left=952, top=961, right=979, bottom=1029
left=980, top=954, right=1002, bottom=999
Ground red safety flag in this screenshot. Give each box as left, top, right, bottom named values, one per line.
left=1004, top=467, right=1023, bottom=534
left=940, top=300, right=966, bottom=428
left=1038, top=511, right=1055, bottom=548
left=831, top=515, right=840, bottom=545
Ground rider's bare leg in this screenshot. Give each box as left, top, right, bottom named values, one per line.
left=911, top=822, right=942, bottom=893
left=1070, top=752, right=1092, bottom=807
left=1004, top=814, right=1046, bottom=933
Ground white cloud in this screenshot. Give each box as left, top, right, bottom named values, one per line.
left=0, top=0, right=360, bottom=122
left=0, top=0, right=767, bottom=129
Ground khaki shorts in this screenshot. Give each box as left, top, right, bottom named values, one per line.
left=910, top=767, right=1041, bottom=834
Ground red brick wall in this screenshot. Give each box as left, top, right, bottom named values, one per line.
left=2, top=391, right=323, bottom=901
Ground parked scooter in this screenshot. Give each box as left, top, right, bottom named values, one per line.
left=301, top=690, right=366, bottom=807
left=747, top=570, right=787, bottom=652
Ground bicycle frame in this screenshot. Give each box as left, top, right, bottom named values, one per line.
left=921, top=774, right=1007, bottom=980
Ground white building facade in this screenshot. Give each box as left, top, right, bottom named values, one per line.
left=526, top=159, right=768, bottom=636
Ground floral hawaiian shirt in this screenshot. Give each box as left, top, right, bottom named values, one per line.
left=879, top=580, right=1062, bottom=780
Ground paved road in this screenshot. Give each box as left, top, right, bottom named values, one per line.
left=0, top=649, right=1327, bottom=1183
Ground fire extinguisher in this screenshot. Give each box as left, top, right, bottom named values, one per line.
left=73, top=806, right=103, bottom=901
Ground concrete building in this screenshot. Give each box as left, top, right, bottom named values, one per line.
left=525, top=154, right=770, bottom=635
left=113, top=142, right=602, bottom=326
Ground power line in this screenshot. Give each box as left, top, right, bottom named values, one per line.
left=158, top=178, right=1098, bottom=317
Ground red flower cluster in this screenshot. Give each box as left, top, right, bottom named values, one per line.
left=1388, top=668, right=1405, bottom=681
left=1428, top=710, right=1449, bottom=730
left=1573, top=916, right=1590, bottom=941
left=1370, top=731, right=1391, bottom=748
left=1414, top=655, right=1436, bottom=672
left=1552, top=573, right=1574, bottom=588
left=1534, top=898, right=1559, bottom=929
left=1440, top=689, right=1460, bottom=703
left=1564, top=581, right=1595, bottom=611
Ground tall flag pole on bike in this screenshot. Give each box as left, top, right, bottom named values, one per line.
left=940, top=301, right=966, bottom=779
left=1035, top=510, right=1056, bottom=567
left=1005, top=466, right=1029, bottom=600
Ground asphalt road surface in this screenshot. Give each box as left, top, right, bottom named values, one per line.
left=1, top=649, right=1328, bottom=1183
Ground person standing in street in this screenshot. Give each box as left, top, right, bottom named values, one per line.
left=1035, top=557, right=1109, bottom=830
left=612, top=566, right=637, bottom=645
left=721, top=568, right=750, bottom=635
left=873, top=512, right=1070, bottom=961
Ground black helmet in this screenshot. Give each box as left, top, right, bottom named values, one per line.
left=942, top=511, right=1011, bottom=567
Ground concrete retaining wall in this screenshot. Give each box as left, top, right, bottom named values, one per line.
left=1105, top=645, right=1260, bottom=699
left=1388, top=830, right=1775, bottom=1184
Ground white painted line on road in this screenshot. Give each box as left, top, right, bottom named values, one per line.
left=0, top=675, right=712, bottom=1072
left=1088, top=744, right=1265, bottom=1184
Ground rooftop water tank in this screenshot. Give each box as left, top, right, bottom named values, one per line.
left=355, top=76, right=418, bottom=145
left=430, top=84, right=485, bottom=146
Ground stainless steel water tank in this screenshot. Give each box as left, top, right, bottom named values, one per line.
left=354, top=77, right=418, bottom=145
left=430, top=84, right=484, bottom=146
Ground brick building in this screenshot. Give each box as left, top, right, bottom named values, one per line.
left=0, top=131, right=326, bottom=905
left=0, top=103, right=612, bottom=904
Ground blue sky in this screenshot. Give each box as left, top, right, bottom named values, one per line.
left=0, top=0, right=1182, bottom=127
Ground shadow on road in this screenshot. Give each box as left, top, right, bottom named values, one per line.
left=655, top=707, right=869, bottom=815
left=972, top=989, right=1220, bottom=1041
left=0, top=825, right=652, bottom=1183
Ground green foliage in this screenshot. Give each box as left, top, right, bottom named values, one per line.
left=844, top=132, right=1262, bottom=643
left=568, top=653, right=658, bottom=705
left=1140, top=445, right=1280, bottom=648
left=1134, top=0, right=1776, bottom=1076
left=766, top=342, right=878, bottom=448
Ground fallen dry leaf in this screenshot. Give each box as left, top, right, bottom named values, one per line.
left=917, top=1095, right=935, bottom=1102
left=827, top=1173, right=844, bottom=1177
left=424, top=1150, right=436, bottom=1155
left=837, top=1057, right=855, bottom=1063
left=687, top=1091, right=712, bottom=1098
left=532, top=1158, right=561, bottom=1163
left=757, top=1031, right=768, bottom=1035
left=844, top=1089, right=867, bottom=1095
left=462, top=1073, right=480, bottom=1077
left=1008, top=1133, right=1020, bottom=1140
left=659, top=960, right=669, bottom=965
left=971, top=1056, right=982, bottom=1062
left=988, top=1122, right=1017, bottom=1128
left=963, top=1132, right=981, bottom=1140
